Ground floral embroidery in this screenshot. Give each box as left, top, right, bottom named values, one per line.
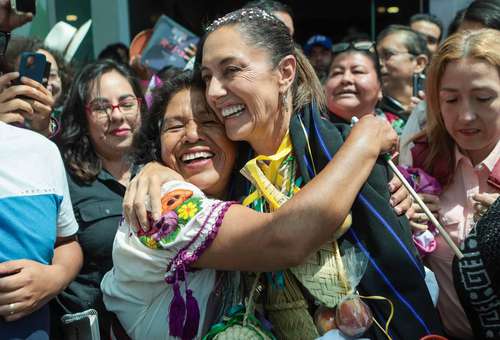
left=161, top=189, right=193, bottom=212
left=138, top=210, right=182, bottom=248
left=176, top=197, right=202, bottom=225
left=140, top=235, right=161, bottom=249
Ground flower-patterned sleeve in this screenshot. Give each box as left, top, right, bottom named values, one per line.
left=135, top=180, right=235, bottom=282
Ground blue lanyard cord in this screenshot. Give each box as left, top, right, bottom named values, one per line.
left=357, top=194, right=424, bottom=277
left=304, top=113, right=431, bottom=334
left=310, top=114, right=422, bottom=276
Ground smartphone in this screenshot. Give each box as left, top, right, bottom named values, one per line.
left=42, top=61, right=51, bottom=88
left=412, top=73, right=426, bottom=97
left=17, top=51, right=47, bottom=84
left=10, top=0, right=36, bottom=15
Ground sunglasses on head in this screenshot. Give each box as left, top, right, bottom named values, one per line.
left=331, top=41, right=376, bottom=54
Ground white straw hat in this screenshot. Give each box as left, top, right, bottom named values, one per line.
left=44, top=19, right=92, bottom=62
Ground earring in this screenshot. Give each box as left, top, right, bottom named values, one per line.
left=280, top=90, right=288, bottom=112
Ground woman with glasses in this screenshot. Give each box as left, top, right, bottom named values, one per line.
left=376, top=25, right=429, bottom=130
left=52, top=59, right=144, bottom=338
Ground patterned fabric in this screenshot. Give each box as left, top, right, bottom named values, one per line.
left=453, top=198, right=500, bottom=340
left=101, top=181, right=236, bottom=339
left=288, top=103, right=444, bottom=339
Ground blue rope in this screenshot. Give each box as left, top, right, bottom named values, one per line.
left=309, top=112, right=431, bottom=334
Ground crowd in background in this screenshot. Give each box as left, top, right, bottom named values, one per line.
left=0, top=0, right=499, bottom=339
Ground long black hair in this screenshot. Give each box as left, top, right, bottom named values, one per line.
left=59, top=59, right=144, bottom=183
left=132, top=70, right=196, bottom=166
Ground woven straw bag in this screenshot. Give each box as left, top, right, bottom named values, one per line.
left=290, top=240, right=351, bottom=308
left=205, top=274, right=275, bottom=340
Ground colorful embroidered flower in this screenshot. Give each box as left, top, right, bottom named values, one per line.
left=161, top=189, right=193, bottom=213
left=140, top=236, right=160, bottom=249
left=153, top=211, right=179, bottom=241
left=176, top=197, right=202, bottom=225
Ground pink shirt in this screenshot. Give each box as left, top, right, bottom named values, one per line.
left=426, top=141, right=500, bottom=339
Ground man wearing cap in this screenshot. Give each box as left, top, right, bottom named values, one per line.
left=304, top=34, right=333, bottom=83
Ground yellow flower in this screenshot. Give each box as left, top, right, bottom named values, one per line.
left=143, top=237, right=159, bottom=249
left=177, top=201, right=199, bottom=220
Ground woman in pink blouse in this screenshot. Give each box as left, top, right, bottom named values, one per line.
left=408, top=29, right=500, bottom=339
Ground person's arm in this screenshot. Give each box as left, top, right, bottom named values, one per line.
left=0, top=235, right=83, bottom=322
left=193, top=115, right=397, bottom=271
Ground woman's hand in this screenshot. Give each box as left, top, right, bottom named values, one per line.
left=352, top=115, right=398, bottom=155
left=472, top=192, right=500, bottom=220
left=123, top=162, right=184, bottom=231
left=0, top=74, right=54, bottom=136
left=408, top=193, right=440, bottom=232
left=388, top=176, right=413, bottom=216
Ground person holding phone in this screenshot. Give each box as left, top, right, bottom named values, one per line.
left=0, top=70, right=54, bottom=137
left=377, top=25, right=429, bottom=128
left=0, top=3, right=83, bottom=340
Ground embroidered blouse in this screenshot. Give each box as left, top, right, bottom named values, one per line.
left=101, top=181, right=234, bottom=339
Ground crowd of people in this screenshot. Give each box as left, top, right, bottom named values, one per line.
left=0, top=0, right=499, bottom=339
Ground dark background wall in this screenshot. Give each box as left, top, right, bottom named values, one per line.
left=128, top=0, right=428, bottom=45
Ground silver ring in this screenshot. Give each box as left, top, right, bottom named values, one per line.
left=8, top=303, right=15, bottom=315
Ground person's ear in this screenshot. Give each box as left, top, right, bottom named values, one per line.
left=277, top=55, right=296, bottom=93
left=414, top=54, right=429, bottom=74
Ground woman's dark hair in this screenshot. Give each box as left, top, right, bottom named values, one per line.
left=447, top=8, right=467, bottom=37
left=59, top=59, right=145, bottom=183
left=195, top=8, right=325, bottom=113
left=243, top=0, right=294, bottom=19
left=132, top=71, right=196, bottom=165
left=463, top=0, right=500, bottom=30
left=377, top=24, right=430, bottom=59
left=98, top=42, right=130, bottom=65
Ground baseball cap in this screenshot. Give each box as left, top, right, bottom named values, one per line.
left=304, top=34, right=333, bottom=54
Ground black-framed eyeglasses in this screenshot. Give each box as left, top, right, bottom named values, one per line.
left=331, top=41, right=376, bottom=54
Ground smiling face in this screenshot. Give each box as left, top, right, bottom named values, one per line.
left=325, top=51, right=382, bottom=120
left=86, top=70, right=140, bottom=160
left=160, top=87, right=236, bottom=198
left=201, top=25, right=292, bottom=154
left=439, top=58, right=500, bottom=165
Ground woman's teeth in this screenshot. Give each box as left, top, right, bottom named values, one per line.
left=222, top=104, right=245, bottom=118
left=181, top=151, right=214, bottom=163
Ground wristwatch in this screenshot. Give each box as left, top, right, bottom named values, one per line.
left=0, top=31, right=11, bottom=56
